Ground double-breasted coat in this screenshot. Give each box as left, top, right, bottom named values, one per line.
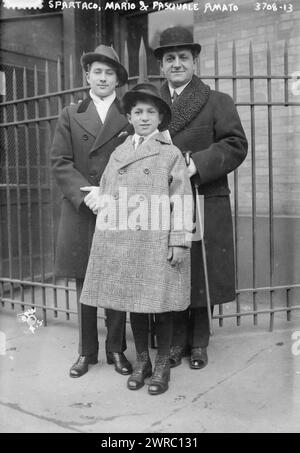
left=161, top=75, right=248, bottom=307
left=51, top=96, right=131, bottom=279
left=79, top=133, right=193, bottom=313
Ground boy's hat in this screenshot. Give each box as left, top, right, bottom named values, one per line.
left=81, top=45, right=128, bottom=86
left=122, top=83, right=172, bottom=131
left=154, top=26, right=201, bottom=59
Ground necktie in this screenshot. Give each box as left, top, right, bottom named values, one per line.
left=172, top=90, right=179, bottom=103
left=135, top=136, right=144, bottom=149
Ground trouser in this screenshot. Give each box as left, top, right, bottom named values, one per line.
left=172, top=306, right=214, bottom=350
left=130, top=312, right=173, bottom=356
left=76, top=279, right=127, bottom=356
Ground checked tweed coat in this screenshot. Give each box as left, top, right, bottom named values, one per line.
left=161, top=75, right=248, bottom=307
left=80, top=132, right=193, bottom=313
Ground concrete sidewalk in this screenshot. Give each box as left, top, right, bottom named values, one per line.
left=0, top=309, right=300, bottom=433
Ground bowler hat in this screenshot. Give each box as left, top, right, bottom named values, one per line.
left=122, top=83, right=172, bottom=131
left=154, top=26, right=201, bottom=59
left=81, top=45, right=128, bottom=86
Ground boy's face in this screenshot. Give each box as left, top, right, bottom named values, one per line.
left=127, top=101, right=162, bottom=137
left=160, top=48, right=195, bottom=88
left=86, top=61, right=118, bottom=99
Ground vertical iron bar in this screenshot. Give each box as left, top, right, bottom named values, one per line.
left=65, top=280, right=70, bottom=322
left=215, top=40, right=220, bottom=326
left=69, top=54, right=75, bottom=106
left=23, top=68, right=35, bottom=307
left=218, top=303, right=223, bottom=327
left=196, top=49, right=201, bottom=77
left=138, top=37, right=148, bottom=83
left=249, top=42, right=257, bottom=325
left=284, top=41, right=289, bottom=107
left=34, top=66, right=47, bottom=326
left=232, top=41, right=241, bottom=326
left=81, top=55, right=88, bottom=99
left=3, top=97, right=14, bottom=309
left=267, top=43, right=274, bottom=332
left=45, top=61, right=58, bottom=318
left=286, top=288, right=291, bottom=321
left=12, top=69, right=24, bottom=309
left=57, top=57, right=70, bottom=318
left=57, top=57, right=63, bottom=113
left=124, top=40, right=129, bottom=93
left=214, top=40, right=219, bottom=92
left=0, top=281, right=4, bottom=307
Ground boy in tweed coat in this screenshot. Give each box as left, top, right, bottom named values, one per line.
left=80, top=83, right=193, bottom=395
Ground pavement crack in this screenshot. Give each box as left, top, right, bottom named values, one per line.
left=150, top=348, right=271, bottom=429
left=245, top=346, right=272, bottom=364
left=0, top=400, right=146, bottom=430
left=73, top=412, right=146, bottom=426
left=0, top=400, right=84, bottom=433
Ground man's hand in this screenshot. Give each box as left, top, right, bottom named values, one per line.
left=80, top=186, right=99, bottom=214
left=187, top=157, right=197, bottom=178
left=167, top=246, right=186, bottom=266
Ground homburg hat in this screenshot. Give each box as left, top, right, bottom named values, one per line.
left=122, top=83, right=172, bottom=131
left=81, top=45, right=128, bottom=86
left=154, top=26, right=201, bottom=59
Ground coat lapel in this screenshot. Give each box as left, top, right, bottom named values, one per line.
left=160, top=75, right=211, bottom=137
left=73, top=98, right=102, bottom=138
left=90, top=98, right=128, bottom=153
left=113, top=132, right=169, bottom=170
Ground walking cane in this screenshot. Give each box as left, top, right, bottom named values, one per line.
left=184, top=151, right=214, bottom=336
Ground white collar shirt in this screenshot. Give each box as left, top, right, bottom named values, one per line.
left=89, top=89, right=116, bottom=124
left=168, top=80, right=191, bottom=102
left=132, top=129, right=159, bottom=149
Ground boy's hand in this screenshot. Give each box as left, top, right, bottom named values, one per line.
left=167, top=246, right=185, bottom=266
left=187, top=157, right=197, bottom=178
left=80, top=186, right=99, bottom=214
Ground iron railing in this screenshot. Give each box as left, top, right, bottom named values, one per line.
left=1, top=38, right=300, bottom=332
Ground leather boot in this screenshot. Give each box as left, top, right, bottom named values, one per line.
left=190, top=347, right=208, bottom=370
left=106, top=351, right=132, bottom=375
left=69, top=353, right=98, bottom=378
left=148, top=354, right=170, bottom=395
left=127, top=351, right=152, bottom=391
left=169, top=345, right=188, bottom=368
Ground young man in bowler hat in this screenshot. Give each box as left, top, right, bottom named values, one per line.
left=154, top=27, right=248, bottom=370
left=51, top=45, right=132, bottom=378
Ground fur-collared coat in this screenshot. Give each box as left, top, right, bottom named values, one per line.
left=51, top=96, right=131, bottom=278
left=79, top=132, right=193, bottom=313
left=161, top=75, right=248, bottom=307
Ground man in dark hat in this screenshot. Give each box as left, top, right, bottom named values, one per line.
left=154, top=26, right=248, bottom=370
left=51, top=45, right=132, bottom=378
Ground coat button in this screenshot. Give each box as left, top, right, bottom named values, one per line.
left=89, top=170, right=97, bottom=177
left=119, top=169, right=125, bottom=175
left=135, top=225, right=141, bottom=230
left=143, top=168, right=150, bottom=174
left=139, top=195, right=145, bottom=202
left=82, top=134, right=89, bottom=141
left=113, top=193, right=119, bottom=200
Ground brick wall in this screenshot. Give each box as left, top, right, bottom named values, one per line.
left=193, top=1, right=300, bottom=216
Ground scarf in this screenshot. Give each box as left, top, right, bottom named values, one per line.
left=160, top=75, right=211, bottom=137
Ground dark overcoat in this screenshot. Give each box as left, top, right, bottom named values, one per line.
left=161, top=75, right=248, bottom=307
left=51, top=96, right=131, bottom=278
